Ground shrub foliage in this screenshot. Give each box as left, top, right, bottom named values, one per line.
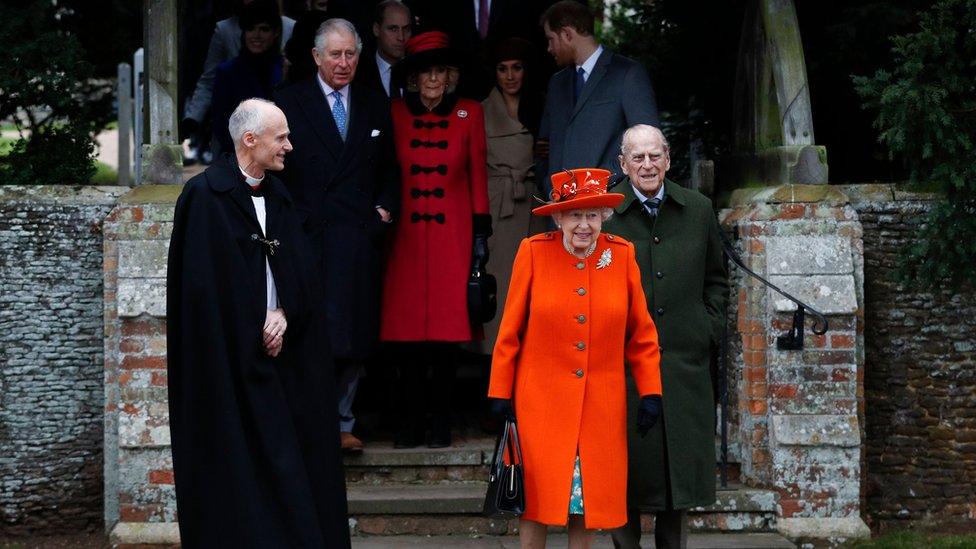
left=854, top=0, right=976, bottom=287
left=0, top=0, right=112, bottom=185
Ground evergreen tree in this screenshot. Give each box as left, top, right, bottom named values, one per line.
left=854, top=0, right=976, bottom=287
left=0, top=0, right=113, bottom=185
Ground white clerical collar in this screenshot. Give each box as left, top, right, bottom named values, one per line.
left=631, top=179, right=665, bottom=203
left=576, top=45, right=604, bottom=80
left=317, top=73, right=348, bottom=100
left=239, top=165, right=265, bottom=187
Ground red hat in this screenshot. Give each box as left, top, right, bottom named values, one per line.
left=532, top=168, right=624, bottom=215
left=392, top=31, right=461, bottom=87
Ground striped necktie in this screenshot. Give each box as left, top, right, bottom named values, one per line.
left=644, top=197, right=662, bottom=217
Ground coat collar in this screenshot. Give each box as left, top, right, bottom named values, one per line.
left=614, top=177, right=685, bottom=215
left=404, top=91, right=459, bottom=117
left=206, top=153, right=292, bottom=206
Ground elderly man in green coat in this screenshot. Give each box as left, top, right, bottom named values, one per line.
left=606, top=124, right=728, bottom=549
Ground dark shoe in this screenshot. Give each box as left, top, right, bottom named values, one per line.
left=394, top=424, right=424, bottom=449
left=427, top=420, right=452, bottom=448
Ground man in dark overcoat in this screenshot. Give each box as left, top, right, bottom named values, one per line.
left=605, top=124, right=729, bottom=549
left=167, top=99, right=350, bottom=548
left=275, top=18, right=399, bottom=452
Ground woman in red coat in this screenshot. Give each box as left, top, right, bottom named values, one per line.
left=380, top=31, right=491, bottom=448
left=488, top=169, right=663, bottom=547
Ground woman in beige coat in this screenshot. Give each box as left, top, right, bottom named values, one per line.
left=481, top=38, right=548, bottom=349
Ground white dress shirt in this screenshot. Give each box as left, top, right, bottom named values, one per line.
left=240, top=166, right=279, bottom=310
left=473, top=0, right=492, bottom=29
left=631, top=179, right=666, bottom=207
left=576, top=45, right=604, bottom=83
left=376, top=51, right=393, bottom=97
left=317, top=74, right=350, bottom=114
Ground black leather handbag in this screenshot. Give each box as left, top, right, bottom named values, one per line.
left=467, top=264, right=498, bottom=324
left=483, top=418, right=525, bottom=517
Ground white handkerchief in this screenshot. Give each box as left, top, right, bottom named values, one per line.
left=370, top=129, right=381, bottom=137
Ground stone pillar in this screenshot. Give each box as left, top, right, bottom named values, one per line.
left=103, top=186, right=180, bottom=543
left=720, top=185, right=870, bottom=544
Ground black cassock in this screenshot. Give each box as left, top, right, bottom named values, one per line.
left=166, top=156, right=350, bottom=548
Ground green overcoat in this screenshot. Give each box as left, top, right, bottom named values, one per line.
left=604, top=179, right=728, bottom=510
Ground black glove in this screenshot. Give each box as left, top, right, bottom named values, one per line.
left=636, top=395, right=662, bottom=438
left=179, top=117, right=200, bottom=141
left=488, top=398, right=515, bottom=421
left=472, top=213, right=493, bottom=270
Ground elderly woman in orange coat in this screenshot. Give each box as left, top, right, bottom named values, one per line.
left=488, top=169, right=664, bottom=548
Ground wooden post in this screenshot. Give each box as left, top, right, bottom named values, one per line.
left=117, top=63, right=132, bottom=186
left=141, top=0, right=183, bottom=184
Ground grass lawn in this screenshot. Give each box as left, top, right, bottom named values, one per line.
left=0, top=135, right=119, bottom=184
left=845, top=531, right=976, bottom=548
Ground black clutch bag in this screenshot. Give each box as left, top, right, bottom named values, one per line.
left=467, top=265, right=498, bottom=324
left=483, top=417, right=525, bottom=517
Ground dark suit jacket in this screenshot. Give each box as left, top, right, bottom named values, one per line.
left=356, top=48, right=401, bottom=99
left=537, top=48, right=659, bottom=189
left=274, top=78, right=399, bottom=360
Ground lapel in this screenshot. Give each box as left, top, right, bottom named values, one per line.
left=296, top=78, right=344, bottom=160
left=337, top=83, right=370, bottom=167
left=571, top=48, right=611, bottom=120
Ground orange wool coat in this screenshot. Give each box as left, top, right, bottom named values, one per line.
left=488, top=232, right=662, bottom=529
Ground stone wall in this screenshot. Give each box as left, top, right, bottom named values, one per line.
left=0, top=186, right=129, bottom=534
left=720, top=184, right=869, bottom=543
left=102, top=186, right=179, bottom=531
left=842, top=185, right=976, bottom=532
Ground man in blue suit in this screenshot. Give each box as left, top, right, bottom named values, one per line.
left=536, top=1, right=659, bottom=192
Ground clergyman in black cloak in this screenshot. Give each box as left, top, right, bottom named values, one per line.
left=166, top=98, right=350, bottom=548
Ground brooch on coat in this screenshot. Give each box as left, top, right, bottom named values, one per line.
left=596, top=248, right=612, bottom=269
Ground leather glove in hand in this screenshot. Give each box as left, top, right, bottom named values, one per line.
left=636, top=395, right=663, bottom=438
left=488, top=398, right=515, bottom=421
left=472, top=234, right=490, bottom=270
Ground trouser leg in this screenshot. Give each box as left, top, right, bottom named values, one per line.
left=428, top=344, right=456, bottom=447
left=334, top=358, right=364, bottom=432
left=653, top=509, right=687, bottom=549
left=609, top=505, right=642, bottom=549
left=394, top=345, right=426, bottom=447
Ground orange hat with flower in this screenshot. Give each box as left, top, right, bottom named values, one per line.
left=532, top=168, right=624, bottom=215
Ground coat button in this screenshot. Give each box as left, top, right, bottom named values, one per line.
left=576, top=341, right=586, bottom=350
left=577, top=314, right=586, bottom=324
left=577, top=287, right=586, bottom=296
left=653, top=236, right=661, bottom=244
left=656, top=307, right=665, bottom=316
left=656, top=271, right=664, bottom=279
left=576, top=262, right=585, bottom=270
left=575, top=369, right=584, bottom=378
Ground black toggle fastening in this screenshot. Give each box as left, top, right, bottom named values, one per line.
left=413, top=119, right=449, bottom=129
left=250, top=234, right=281, bottom=256
left=410, top=188, right=445, bottom=198
left=410, top=212, right=446, bottom=224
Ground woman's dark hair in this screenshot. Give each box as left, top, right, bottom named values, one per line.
left=239, top=0, right=282, bottom=34
left=491, top=37, right=544, bottom=136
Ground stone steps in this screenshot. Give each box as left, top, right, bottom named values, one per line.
left=344, top=436, right=771, bottom=537
left=344, top=437, right=742, bottom=485
left=350, top=533, right=796, bottom=548
left=347, top=483, right=778, bottom=536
